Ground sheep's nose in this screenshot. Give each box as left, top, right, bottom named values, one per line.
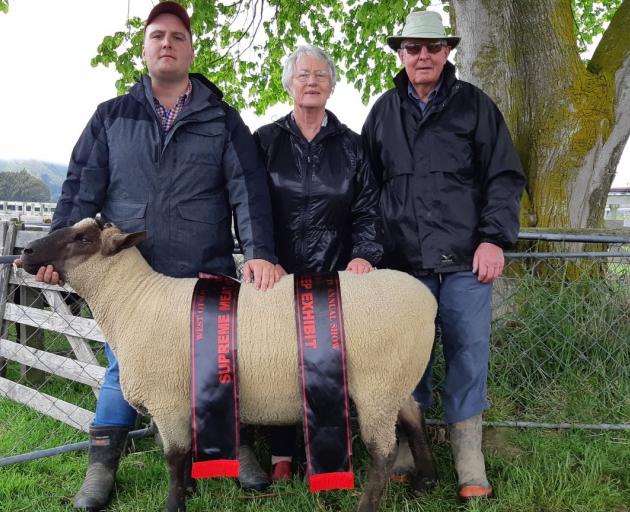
left=22, top=247, right=33, bottom=255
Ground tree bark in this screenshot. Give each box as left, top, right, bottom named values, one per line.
left=451, top=0, right=630, bottom=229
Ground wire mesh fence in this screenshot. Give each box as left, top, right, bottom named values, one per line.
left=428, top=233, right=630, bottom=429
left=0, top=224, right=628, bottom=466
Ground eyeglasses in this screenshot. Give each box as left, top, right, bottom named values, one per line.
left=402, top=41, right=446, bottom=55
left=294, top=71, right=331, bottom=83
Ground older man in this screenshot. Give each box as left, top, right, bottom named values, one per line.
left=34, top=2, right=276, bottom=508
left=362, top=10, right=526, bottom=501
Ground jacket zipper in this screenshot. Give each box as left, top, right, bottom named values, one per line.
left=299, top=145, right=313, bottom=268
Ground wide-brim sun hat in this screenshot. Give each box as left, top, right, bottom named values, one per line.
left=387, top=10, right=460, bottom=51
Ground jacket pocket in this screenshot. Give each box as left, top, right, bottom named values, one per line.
left=381, top=167, right=413, bottom=209
left=101, top=200, right=147, bottom=233
left=176, top=196, right=229, bottom=224
left=429, top=166, right=477, bottom=192
left=182, top=124, right=224, bottom=138
left=430, top=166, right=475, bottom=176
left=178, top=124, right=225, bottom=168
left=382, top=167, right=413, bottom=182
left=174, top=196, right=233, bottom=266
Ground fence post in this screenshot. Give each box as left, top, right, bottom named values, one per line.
left=18, top=286, right=47, bottom=385
left=0, top=221, right=17, bottom=378
left=13, top=220, right=46, bottom=384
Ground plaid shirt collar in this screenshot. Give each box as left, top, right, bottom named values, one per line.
left=153, top=80, right=193, bottom=132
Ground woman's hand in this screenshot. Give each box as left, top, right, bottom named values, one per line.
left=242, top=259, right=278, bottom=290
left=274, top=263, right=288, bottom=281
left=346, top=258, right=373, bottom=274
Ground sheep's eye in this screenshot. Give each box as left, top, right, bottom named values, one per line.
left=74, top=234, right=92, bottom=244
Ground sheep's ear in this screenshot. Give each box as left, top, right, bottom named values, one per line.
left=102, top=231, right=147, bottom=256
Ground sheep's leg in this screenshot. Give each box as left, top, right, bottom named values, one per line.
left=153, top=408, right=192, bottom=511
left=357, top=441, right=396, bottom=512
left=183, top=448, right=196, bottom=497
left=355, top=405, right=398, bottom=512
left=397, top=396, right=438, bottom=495
left=165, top=446, right=190, bottom=512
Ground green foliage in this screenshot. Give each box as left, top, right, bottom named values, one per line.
left=92, top=0, right=622, bottom=112
left=93, top=0, right=429, bottom=110
left=0, top=169, right=51, bottom=202
left=0, top=0, right=8, bottom=14
left=572, top=0, right=622, bottom=50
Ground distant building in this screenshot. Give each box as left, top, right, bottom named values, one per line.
left=0, top=200, right=56, bottom=223
left=606, top=187, right=630, bottom=227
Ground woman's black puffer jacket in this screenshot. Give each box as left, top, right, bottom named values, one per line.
left=254, top=111, right=383, bottom=273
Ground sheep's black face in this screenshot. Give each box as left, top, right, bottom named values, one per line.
left=21, top=221, right=103, bottom=277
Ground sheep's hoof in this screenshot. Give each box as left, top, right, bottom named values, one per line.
left=410, top=475, right=438, bottom=496
left=185, top=478, right=197, bottom=497
left=165, top=497, right=186, bottom=512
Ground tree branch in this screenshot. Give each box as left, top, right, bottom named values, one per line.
left=588, top=0, right=630, bottom=75
left=588, top=0, right=630, bottom=143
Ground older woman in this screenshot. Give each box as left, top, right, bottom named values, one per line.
left=253, top=45, right=383, bottom=481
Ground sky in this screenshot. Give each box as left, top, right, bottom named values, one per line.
left=1, top=0, right=629, bottom=188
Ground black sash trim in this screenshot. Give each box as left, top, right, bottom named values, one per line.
left=190, top=275, right=240, bottom=479
left=294, top=273, right=354, bottom=492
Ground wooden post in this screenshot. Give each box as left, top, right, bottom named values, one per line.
left=0, top=221, right=16, bottom=378
left=18, top=286, right=47, bottom=386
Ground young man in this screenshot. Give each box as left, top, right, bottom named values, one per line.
left=34, top=2, right=277, bottom=508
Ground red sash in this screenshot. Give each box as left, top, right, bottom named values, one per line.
left=294, top=273, right=354, bottom=492
left=190, top=275, right=240, bottom=479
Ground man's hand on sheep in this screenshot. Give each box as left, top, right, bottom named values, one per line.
left=36, top=264, right=65, bottom=286
left=472, top=242, right=504, bottom=284
left=13, top=260, right=65, bottom=286
left=346, top=257, right=374, bottom=274
left=242, top=258, right=278, bottom=290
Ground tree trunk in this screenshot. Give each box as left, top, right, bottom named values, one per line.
left=451, top=0, right=630, bottom=229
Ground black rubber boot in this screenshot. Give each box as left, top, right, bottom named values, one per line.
left=73, top=426, right=129, bottom=511
left=238, top=445, right=271, bottom=491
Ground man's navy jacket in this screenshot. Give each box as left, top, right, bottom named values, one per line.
left=53, top=74, right=276, bottom=277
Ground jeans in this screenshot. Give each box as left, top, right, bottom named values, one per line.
left=413, top=271, right=492, bottom=424
left=93, top=344, right=138, bottom=428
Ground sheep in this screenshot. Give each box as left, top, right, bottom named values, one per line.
left=20, top=217, right=438, bottom=512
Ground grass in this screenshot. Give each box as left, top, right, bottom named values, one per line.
left=0, top=425, right=628, bottom=511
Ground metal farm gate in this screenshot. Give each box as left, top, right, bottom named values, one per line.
left=0, top=222, right=628, bottom=467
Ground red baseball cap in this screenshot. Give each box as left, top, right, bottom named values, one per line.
left=145, top=1, right=191, bottom=37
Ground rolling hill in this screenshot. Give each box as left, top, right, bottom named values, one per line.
left=0, top=159, right=67, bottom=201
